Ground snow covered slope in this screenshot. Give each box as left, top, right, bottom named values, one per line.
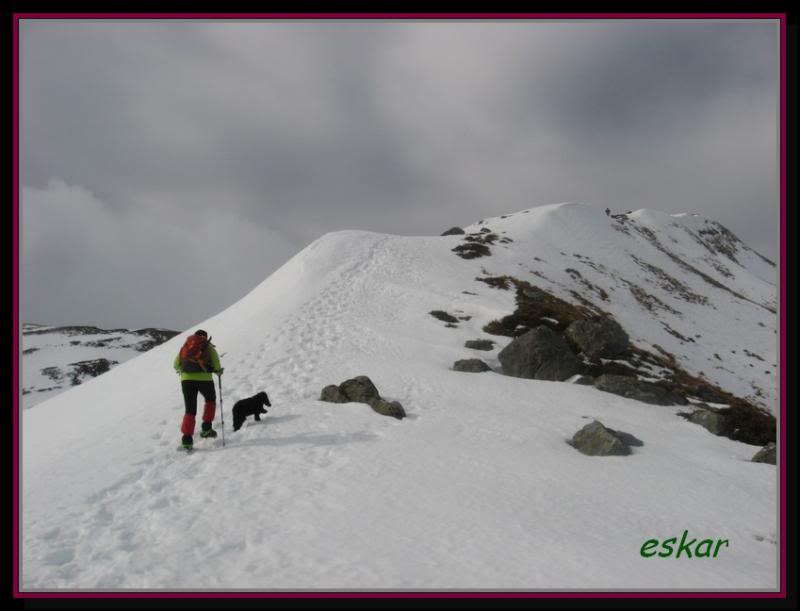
left=20, top=204, right=778, bottom=591
left=21, top=325, right=179, bottom=409
left=459, top=204, right=777, bottom=411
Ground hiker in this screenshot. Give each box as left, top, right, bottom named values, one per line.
left=174, top=329, right=223, bottom=450
left=605, top=207, right=611, bottom=217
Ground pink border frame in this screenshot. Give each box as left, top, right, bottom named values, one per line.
left=12, top=12, right=788, bottom=600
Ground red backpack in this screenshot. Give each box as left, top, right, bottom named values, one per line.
left=179, top=334, right=211, bottom=373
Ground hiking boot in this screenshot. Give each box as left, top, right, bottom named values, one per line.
left=200, top=427, right=218, bottom=439
left=181, top=435, right=193, bottom=449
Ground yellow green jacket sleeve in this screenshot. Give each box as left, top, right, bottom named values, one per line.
left=208, top=344, right=222, bottom=373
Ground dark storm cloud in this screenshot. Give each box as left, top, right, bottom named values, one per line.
left=479, top=22, right=778, bottom=257
left=515, top=23, right=776, bottom=145
left=20, top=20, right=780, bottom=329
left=22, top=22, right=440, bottom=237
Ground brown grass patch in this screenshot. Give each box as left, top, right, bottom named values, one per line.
left=482, top=278, right=596, bottom=337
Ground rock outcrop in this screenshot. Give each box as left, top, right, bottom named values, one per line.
left=564, top=317, right=629, bottom=360
left=441, top=227, right=466, bottom=236
left=677, top=402, right=775, bottom=446
left=430, top=310, right=460, bottom=324
left=569, top=420, right=642, bottom=456
left=751, top=443, right=776, bottom=465
left=594, top=374, right=687, bottom=406
left=320, top=384, right=348, bottom=404
left=319, top=375, right=406, bottom=419
left=453, top=359, right=491, bottom=373
left=369, top=398, right=407, bottom=419
left=338, top=376, right=381, bottom=404
left=686, top=407, right=731, bottom=436
left=497, top=326, right=582, bottom=381
left=465, top=339, right=495, bottom=351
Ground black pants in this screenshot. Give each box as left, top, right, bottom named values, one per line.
left=181, top=380, right=216, bottom=416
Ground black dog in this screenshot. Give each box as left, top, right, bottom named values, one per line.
left=231, top=391, right=271, bottom=432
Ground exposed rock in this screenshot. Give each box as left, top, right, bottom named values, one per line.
left=67, top=358, right=119, bottom=386
left=497, top=326, right=582, bottom=381
left=465, top=339, right=495, bottom=351
left=38, top=359, right=120, bottom=389
left=606, top=427, right=644, bottom=448
left=452, top=242, right=491, bottom=259
left=320, top=385, right=348, bottom=403
left=453, top=359, right=491, bottom=373
left=678, top=402, right=774, bottom=446
left=24, top=325, right=123, bottom=337
left=564, top=317, right=629, bottom=360
left=430, top=310, right=460, bottom=324
left=569, top=420, right=633, bottom=456
left=565, top=267, right=610, bottom=302
left=476, top=276, right=512, bottom=290
left=584, top=359, right=647, bottom=379
left=570, top=375, right=595, bottom=386
left=319, top=375, right=405, bottom=420
left=339, top=376, right=381, bottom=404
left=441, top=227, right=466, bottom=236
left=687, top=409, right=731, bottom=436
left=630, top=255, right=709, bottom=306
left=464, top=231, right=499, bottom=244
left=132, top=328, right=181, bottom=351
left=723, top=403, right=776, bottom=446
left=23, top=325, right=179, bottom=351
left=594, top=374, right=687, bottom=406
left=41, top=366, right=64, bottom=382
left=477, top=274, right=774, bottom=427
left=369, top=398, right=406, bottom=420
left=23, top=324, right=180, bottom=408
left=751, top=443, right=776, bottom=465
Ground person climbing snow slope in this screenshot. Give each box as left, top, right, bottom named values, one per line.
left=174, top=329, right=223, bottom=450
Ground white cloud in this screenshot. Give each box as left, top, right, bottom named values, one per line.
left=22, top=180, right=300, bottom=329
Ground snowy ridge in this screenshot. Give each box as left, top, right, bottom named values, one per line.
left=21, top=204, right=778, bottom=590
left=462, top=204, right=776, bottom=410
left=21, top=325, right=179, bottom=409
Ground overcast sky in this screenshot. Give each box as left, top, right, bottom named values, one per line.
left=20, top=19, right=780, bottom=331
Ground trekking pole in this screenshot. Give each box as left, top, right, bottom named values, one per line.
left=218, top=373, right=226, bottom=447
